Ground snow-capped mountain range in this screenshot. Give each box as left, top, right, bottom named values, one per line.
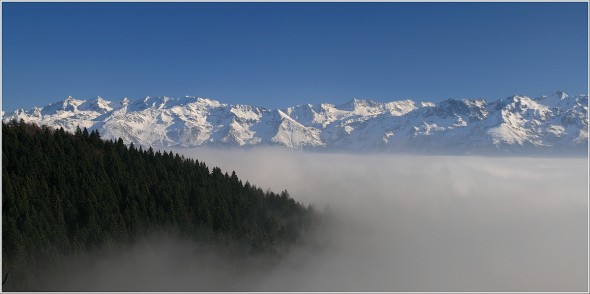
left=3, top=92, right=588, bottom=154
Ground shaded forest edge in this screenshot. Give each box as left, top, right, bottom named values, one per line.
left=2, top=121, right=319, bottom=291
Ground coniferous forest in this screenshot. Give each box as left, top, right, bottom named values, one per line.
left=2, top=121, right=317, bottom=291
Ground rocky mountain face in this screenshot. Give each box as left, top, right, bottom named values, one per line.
left=3, top=92, right=587, bottom=155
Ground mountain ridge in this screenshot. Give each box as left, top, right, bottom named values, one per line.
left=3, top=92, right=588, bottom=154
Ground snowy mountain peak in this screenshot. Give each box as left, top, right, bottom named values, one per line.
left=77, top=96, right=113, bottom=113
left=340, top=97, right=379, bottom=109
left=120, top=97, right=130, bottom=107
left=3, top=93, right=588, bottom=154
left=556, top=91, right=568, bottom=100
left=58, top=96, right=84, bottom=111
left=195, top=97, right=223, bottom=108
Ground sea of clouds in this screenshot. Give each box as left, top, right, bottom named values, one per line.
left=41, top=148, right=588, bottom=292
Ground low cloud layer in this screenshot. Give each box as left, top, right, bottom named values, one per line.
left=41, top=148, right=589, bottom=291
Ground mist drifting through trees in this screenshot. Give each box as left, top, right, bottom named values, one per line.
left=2, top=122, right=316, bottom=291
left=1, top=122, right=587, bottom=291
left=171, top=147, right=588, bottom=291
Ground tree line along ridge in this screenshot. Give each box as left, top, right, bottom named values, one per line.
left=2, top=120, right=317, bottom=291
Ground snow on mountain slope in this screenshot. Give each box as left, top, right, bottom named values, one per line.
left=3, top=92, right=587, bottom=154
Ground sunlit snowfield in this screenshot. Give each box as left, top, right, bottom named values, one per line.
left=173, top=148, right=588, bottom=292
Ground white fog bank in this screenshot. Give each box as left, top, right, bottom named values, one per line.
left=170, top=147, right=588, bottom=292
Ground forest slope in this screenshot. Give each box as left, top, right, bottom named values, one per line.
left=2, top=121, right=316, bottom=291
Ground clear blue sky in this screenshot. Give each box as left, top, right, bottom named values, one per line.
left=2, top=2, right=588, bottom=112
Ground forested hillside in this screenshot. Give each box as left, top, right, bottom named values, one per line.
left=2, top=120, right=316, bottom=290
